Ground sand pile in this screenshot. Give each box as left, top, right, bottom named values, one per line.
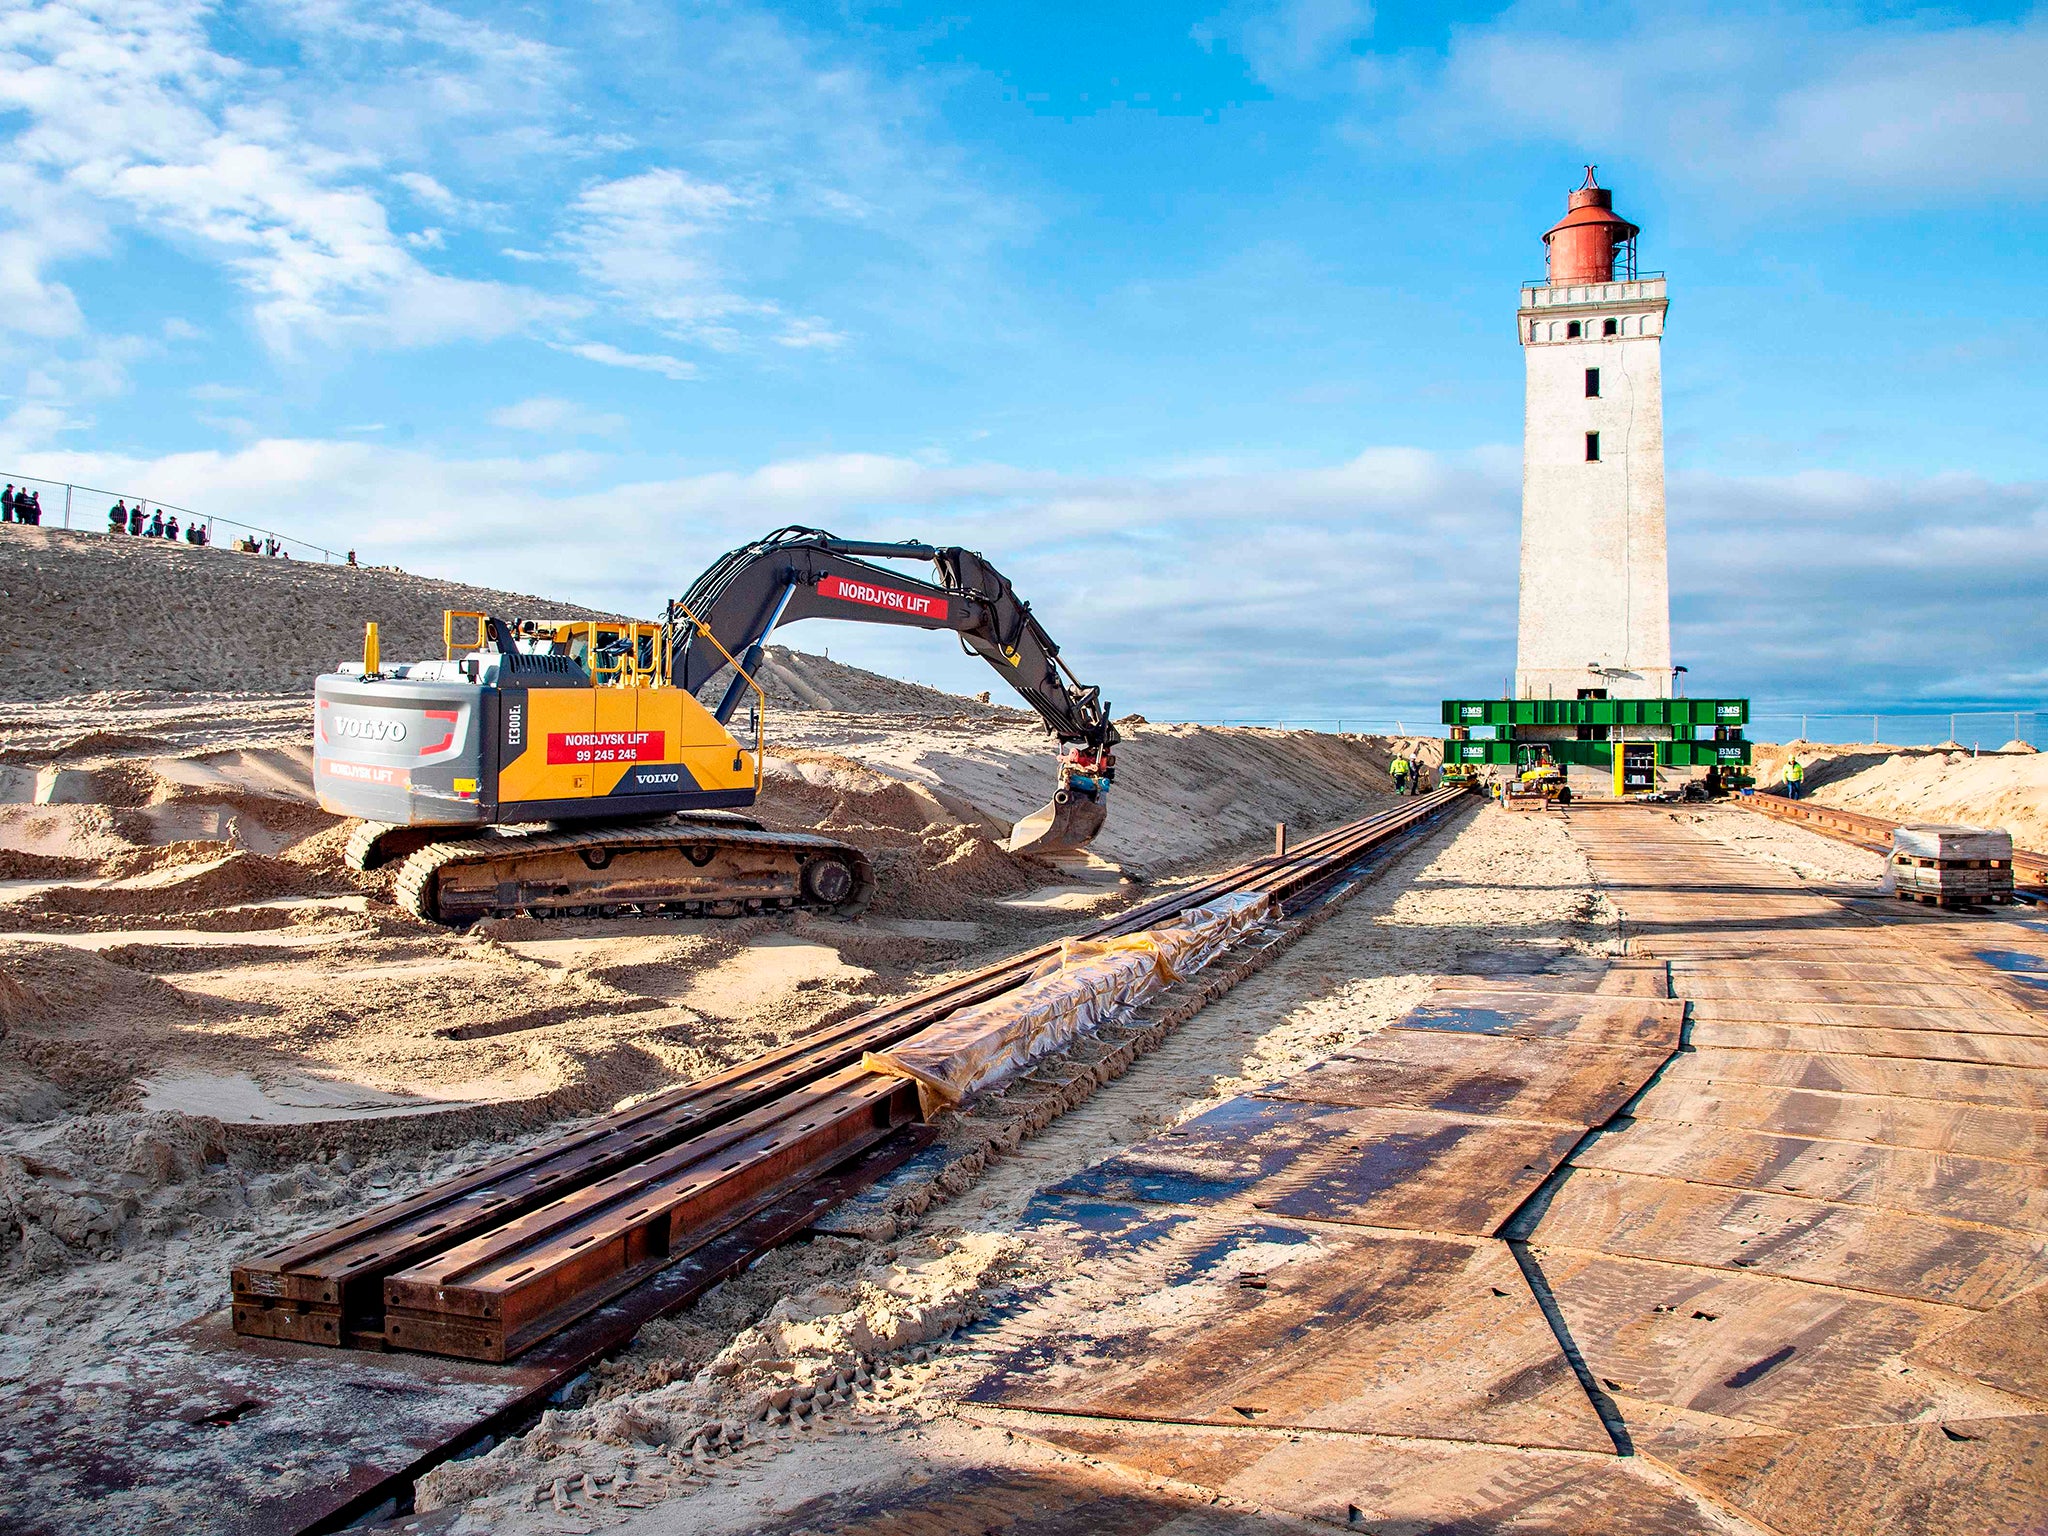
left=8, top=851, right=326, bottom=924
left=757, top=752, right=1044, bottom=917
left=0, top=522, right=619, bottom=701
left=1753, top=740, right=2048, bottom=850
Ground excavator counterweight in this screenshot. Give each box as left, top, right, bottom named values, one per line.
left=313, top=528, right=1118, bottom=922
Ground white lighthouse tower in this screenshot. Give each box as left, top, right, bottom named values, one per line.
left=1514, top=169, right=1673, bottom=703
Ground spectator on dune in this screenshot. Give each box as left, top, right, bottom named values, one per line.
left=346, top=549, right=357, bottom=566
left=148, top=509, right=164, bottom=537
left=24, top=490, right=40, bottom=525
left=165, top=515, right=179, bottom=541
left=3, top=484, right=15, bottom=522
left=109, top=499, right=127, bottom=533
left=129, top=506, right=144, bottom=535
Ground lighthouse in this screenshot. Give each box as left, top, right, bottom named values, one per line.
left=1514, top=169, right=1673, bottom=703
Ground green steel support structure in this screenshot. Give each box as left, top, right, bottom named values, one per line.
left=1439, top=697, right=1752, bottom=770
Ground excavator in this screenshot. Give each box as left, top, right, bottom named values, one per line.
left=312, top=527, right=1119, bottom=925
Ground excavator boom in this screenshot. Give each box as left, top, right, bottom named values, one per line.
left=663, top=527, right=1118, bottom=854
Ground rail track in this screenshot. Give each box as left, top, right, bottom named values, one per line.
left=233, top=788, right=1471, bottom=1364
left=1742, top=790, right=2048, bottom=890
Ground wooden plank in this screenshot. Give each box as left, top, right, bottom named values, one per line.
left=1686, top=998, right=2046, bottom=1036
left=1653, top=1414, right=2048, bottom=1536
left=1674, top=977, right=2000, bottom=1008
left=1906, top=1282, right=2048, bottom=1403
left=1393, top=992, right=1684, bottom=1049
left=1519, top=1168, right=2048, bottom=1310
left=1654, top=1047, right=2048, bottom=1111
left=1531, top=1248, right=1973, bottom=1439
left=1266, top=1031, right=1669, bottom=1127
left=969, top=1211, right=1613, bottom=1452
left=1045, top=1096, right=1583, bottom=1236
left=1630, top=1080, right=2048, bottom=1162
left=1690, top=1018, right=2048, bottom=1068
left=692, top=1455, right=1285, bottom=1536
left=1569, top=1119, right=2048, bottom=1232
left=1002, top=1417, right=1737, bottom=1535
left=1670, top=960, right=1959, bottom=982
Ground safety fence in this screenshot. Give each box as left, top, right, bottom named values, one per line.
left=0, top=468, right=349, bottom=564
left=1747, top=711, right=2040, bottom=750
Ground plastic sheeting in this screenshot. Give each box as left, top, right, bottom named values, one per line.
left=864, top=891, right=1273, bottom=1117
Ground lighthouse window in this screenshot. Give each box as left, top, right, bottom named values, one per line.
left=1566, top=321, right=1583, bottom=338
left=1585, top=368, right=1601, bottom=397
left=1585, top=431, right=1601, bottom=462
left=1603, top=317, right=1618, bottom=336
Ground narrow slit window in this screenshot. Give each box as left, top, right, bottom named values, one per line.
left=1585, top=367, right=1601, bottom=397
left=1585, top=431, right=1601, bottom=462
left=1566, top=320, right=1582, bottom=338
left=1603, top=318, right=1618, bottom=336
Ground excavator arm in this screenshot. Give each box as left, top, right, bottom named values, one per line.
left=661, top=527, right=1119, bottom=854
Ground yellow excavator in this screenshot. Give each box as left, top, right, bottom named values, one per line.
left=314, top=528, right=1119, bottom=924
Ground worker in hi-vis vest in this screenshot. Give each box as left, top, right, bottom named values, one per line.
left=1784, top=757, right=1806, bottom=800
left=1390, top=755, right=1411, bottom=796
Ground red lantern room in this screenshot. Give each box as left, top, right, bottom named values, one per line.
left=1543, top=167, right=1639, bottom=284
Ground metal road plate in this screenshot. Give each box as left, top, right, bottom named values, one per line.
left=999, top=1417, right=1735, bottom=1534
left=1046, top=1096, right=1583, bottom=1236
left=1651, top=1414, right=2048, bottom=1536
left=1519, top=1168, right=2048, bottom=1310
left=1630, top=1080, right=2048, bottom=1162
left=1655, top=1047, right=2048, bottom=1111
left=1268, top=1031, right=1670, bottom=1127
left=1394, top=991, right=1684, bottom=1048
left=0, top=1315, right=534, bottom=1536
left=1569, top=1119, right=2048, bottom=1232
left=1689, top=1018, right=2048, bottom=1068
left=1526, top=1247, right=1969, bottom=1441
left=968, top=1206, right=1612, bottom=1452
left=0, top=1133, right=927, bottom=1536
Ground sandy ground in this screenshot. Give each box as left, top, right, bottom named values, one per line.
left=405, top=801, right=1621, bottom=1532
left=1751, top=739, right=2047, bottom=851
left=2, top=523, right=1461, bottom=1531
left=0, top=667, right=1434, bottom=1403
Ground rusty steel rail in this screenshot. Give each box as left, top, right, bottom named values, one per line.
left=235, top=788, right=1471, bottom=1361
left=1743, top=791, right=2048, bottom=887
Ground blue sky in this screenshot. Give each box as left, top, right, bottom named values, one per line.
left=1, top=0, right=2042, bottom=727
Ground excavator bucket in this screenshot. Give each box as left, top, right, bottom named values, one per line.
left=1004, top=790, right=1108, bottom=857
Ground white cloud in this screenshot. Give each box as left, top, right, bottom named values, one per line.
left=562, top=168, right=765, bottom=346
left=1385, top=3, right=2048, bottom=204
left=394, top=170, right=460, bottom=215
left=551, top=341, right=698, bottom=381
left=1197, top=0, right=1374, bottom=88
left=774, top=317, right=850, bottom=350
left=488, top=396, right=628, bottom=438
left=0, top=0, right=568, bottom=358
left=30, top=433, right=2034, bottom=717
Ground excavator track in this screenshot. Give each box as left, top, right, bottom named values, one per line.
left=391, top=822, right=875, bottom=925
left=344, top=820, right=461, bottom=872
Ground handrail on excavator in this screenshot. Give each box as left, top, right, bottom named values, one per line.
left=671, top=597, right=766, bottom=797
